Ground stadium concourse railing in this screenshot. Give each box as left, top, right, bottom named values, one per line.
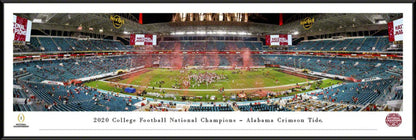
left=374, top=79, right=402, bottom=106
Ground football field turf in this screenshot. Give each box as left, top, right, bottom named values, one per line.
left=118, top=68, right=308, bottom=89
left=84, top=74, right=341, bottom=102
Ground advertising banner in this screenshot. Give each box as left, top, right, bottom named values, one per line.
left=265, top=34, right=292, bottom=45
left=130, top=34, right=157, bottom=45
left=388, top=18, right=403, bottom=42
left=13, top=15, right=32, bottom=42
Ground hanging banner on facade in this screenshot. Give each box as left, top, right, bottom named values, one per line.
left=388, top=18, right=403, bottom=42
left=13, top=15, right=32, bottom=42
left=129, top=34, right=157, bottom=45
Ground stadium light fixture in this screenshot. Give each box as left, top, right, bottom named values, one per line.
left=227, top=14, right=231, bottom=21
left=208, top=13, right=212, bottom=21
left=170, top=31, right=251, bottom=35
left=238, top=32, right=247, bottom=35
left=375, top=20, right=387, bottom=24
left=33, top=18, right=43, bottom=23
left=293, top=31, right=299, bottom=35
left=199, top=13, right=204, bottom=21
left=217, top=31, right=226, bottom=35
left=196, top=31, right=206, bottom=35
left=219, top=13, right=223, bottom=21
left=180, top=13, right=187, bottom=22
left=174, top=32, right=185, bottom=35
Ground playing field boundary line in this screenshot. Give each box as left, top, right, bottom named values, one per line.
left=100, top=67, right=147, bottom=81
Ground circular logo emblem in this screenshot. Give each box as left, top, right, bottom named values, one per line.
left=110, top=15, right=125, bottom=29
left=300, top=17, right=315, bottom=30
left=385, top=113, right=402, bottom=127
left=17, top=113, right=25, bottom=123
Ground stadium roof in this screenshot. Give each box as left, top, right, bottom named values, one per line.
left=15, top=13, right=402, bottom=39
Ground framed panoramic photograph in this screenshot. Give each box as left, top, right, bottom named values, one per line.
left=2, top=1, right=414, bottom=139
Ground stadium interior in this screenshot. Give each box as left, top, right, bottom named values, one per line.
left=13, top=13, right=403, bottom=112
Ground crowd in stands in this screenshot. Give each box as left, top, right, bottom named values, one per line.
left=188, top=105, right=234, bottom=112
left=264, top=55, right=402, bottom=80
left=14, top=37, right=132, bottom=52
left=310, top=78, right=398, bottom=105
left=135, top=94, right=362, bottom=112
left=17, top=38, right=265, bottom=52
left=13, top=55, right=147, bottom=82
left=155, top=41, right=264, bottom=51
left=13, top=76, right=400, bottom=112
left=12, top=36, right=403, bottom=111
left=158, top=54, right=265, bottom=67
left=14, top=80, right=141, bottom=111
left=361, top=103, right=400, bottom=111
left=15, top=35, right=398, bottom=53
left=391, top=89, right=403, bottom=100
left=185, top=71, right=227, bottom=88
left=185, top=95, right=363, bottom=112
left=279, top=97, right=361, bottom=111
left=291, top=36, right=391, bottom=52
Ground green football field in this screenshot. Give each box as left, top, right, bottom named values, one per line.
left=85, top=68, right=342, bottom=101
left=117, top=68, right=308, bottom=89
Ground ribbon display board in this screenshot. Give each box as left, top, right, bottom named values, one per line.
left=265, top=34, right=292, bottom=46
left=130, top=34, right=157, bottom=45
